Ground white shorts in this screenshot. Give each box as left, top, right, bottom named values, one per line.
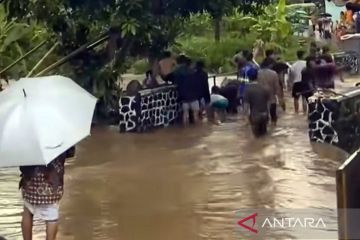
left=24, top=201, right=59, bottom=222
left=182, top=100, right=200, bottom=112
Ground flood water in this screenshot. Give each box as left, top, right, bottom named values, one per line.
left=0, top=81, right=352, bottom=239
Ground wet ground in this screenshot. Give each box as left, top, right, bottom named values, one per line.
left=0, top=80, right=355, bottom=240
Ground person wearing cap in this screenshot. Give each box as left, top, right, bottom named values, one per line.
left=243, top=68, right=271, bottom=137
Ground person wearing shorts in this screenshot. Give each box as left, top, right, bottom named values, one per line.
left=172, top=55, right=199, bottom=125
left=209, top=86, right=229, bottom=124
left=182, top=100, right=200, bottom=123
left=290, top=50, right=307, bottom=113
left=20, top=147, right=75, bottom=240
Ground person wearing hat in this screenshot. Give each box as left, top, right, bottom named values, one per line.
left=243, top=68, right=271, bottom=137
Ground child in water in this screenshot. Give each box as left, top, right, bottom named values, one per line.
left=209, top=86, right=229, bottom=124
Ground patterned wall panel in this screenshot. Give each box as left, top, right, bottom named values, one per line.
left=308, top=89, right=360, bottom=153
left=119, top=85, right=180, bottom=133
left=333, top=52, right=360, bottom=75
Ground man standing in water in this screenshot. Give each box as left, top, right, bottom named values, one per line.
left=193, top=60, right=210, bottom=116
left=258, top=57, right=283, bottom=126
left=172, top=55, right=199, bottom=125
left=244, top=68, right=270, bottom=137
left=20, top=147, right=75, bottom=240
left=289, top=50, right=307, bottom=113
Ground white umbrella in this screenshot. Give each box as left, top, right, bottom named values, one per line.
left=0, top=75, right=97, bottom=167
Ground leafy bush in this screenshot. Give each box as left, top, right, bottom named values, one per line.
left=128, top=0, right=313, bottom=75
left=0, top=5, right=51, bottom=78
left=223, top=8, right=252, bottom=36
left=183, top=12, right=212, bottom=37
left=174, top=34, right=257, bottom=73
left=240, top=0, right=293, bottom=46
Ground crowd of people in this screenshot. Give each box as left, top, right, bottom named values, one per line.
left=142, top=42, right=343, bottom=138
left=244, top=44, right=343, bottom=137
left=332, top=1, right=360, bottom=39
left=311, top=16, right=334, bottom=41
left=310, top=5, right=360, bottom=41
left=141, top=52, right=230, bottom=125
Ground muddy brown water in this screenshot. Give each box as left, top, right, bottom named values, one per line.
left=0, top=109, right=348, bottom=239
left=1, top=76, right=356, bottom=240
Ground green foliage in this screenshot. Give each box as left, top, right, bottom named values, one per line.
left=0, top=4, right=52, bottom=78
left=174, top=34, right=257, bottom=73
left=223, top=8, right=252, bottom=35
left=183, top=12, right=212, bottom=37
left=130, top=59, right=151, bottom=75
left=241, top=0, right=293, bottom=46
left=286, top=3, right=314, bottom=35
left=3, top=0, right=273, bottom=77
left=171, top=0, right=310, bottom=73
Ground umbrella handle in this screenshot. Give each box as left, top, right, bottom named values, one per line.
left=45, top=143, right=63, bottom=149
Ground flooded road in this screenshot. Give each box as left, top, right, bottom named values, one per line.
left=0, top=107, right=348, bottom=239
left=1, top=73, right=356, bottom=240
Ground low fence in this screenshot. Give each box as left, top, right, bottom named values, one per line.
left=118, top=73, right=238, bottom=133
left=333, top=51, right=360, bottom=75
left=308, top=88, right=360, bottom=153
left=119, top=85, right=180, bottom=132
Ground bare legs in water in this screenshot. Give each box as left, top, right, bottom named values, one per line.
left=22, top=206, right=58, bottom=240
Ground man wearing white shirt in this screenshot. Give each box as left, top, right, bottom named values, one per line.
left=289, top=50, right=307, bottom=113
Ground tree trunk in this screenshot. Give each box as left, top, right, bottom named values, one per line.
left=214, top=16, right=221, bottom=42
left=114, top=37, right=134, bottom=71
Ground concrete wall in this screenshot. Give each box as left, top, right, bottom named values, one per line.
left=119, top=85, right=180, bottom=132
left=308, top=88, right=360, bottom=153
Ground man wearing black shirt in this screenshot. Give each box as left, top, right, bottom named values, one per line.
left=193, top=60, right=210, bottom=115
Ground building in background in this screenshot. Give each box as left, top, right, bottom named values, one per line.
left=326, top=0, right=346, bottom=22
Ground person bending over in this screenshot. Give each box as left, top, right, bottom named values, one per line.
left=209, top=86, right=229, bottom=124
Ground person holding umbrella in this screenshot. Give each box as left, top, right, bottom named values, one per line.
left=20, top=147, right=75, bottom=240
left=0, top=75, right=97, bottom=240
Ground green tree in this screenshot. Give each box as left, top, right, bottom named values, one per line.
left=0, top=3, right=51, bottom=78
left=181, top=0, right=272, bottom=42
left=241, top=0, right=293, bottom=48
